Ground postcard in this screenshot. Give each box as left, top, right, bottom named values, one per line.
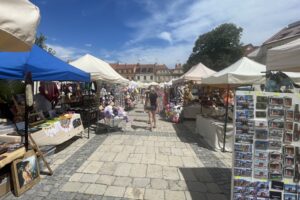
left=255, top=150, right=269, bottom=160
left=256, top=111, right=267, bottom=118
left=257, top=96, right=268, bottom=103
left=255, top=120, right=268, bottom=128
left=269, top=120, right=284, bottom=129
left=283, top=132, right=293, bottom=143
left=271, top=181, right=283, bottom=190
left=284, top=194, right=297, bottom=200
left=285, top=122, right=294, bottom=131
left=255, top=141, right=269, bottom=150
left=269, top=97, right=284, bottom=106
left=235, top=152, right=252, bottom=160
left=254, top=169, right=268, bottom=179
left=234, top=179, right=251, bottom=187
left=269, top=151, right=282, bottom=161
left=284, top=184, right=297, bottom=193
left=256, top=102, right=267, bottom=110
left=254, top=159, right=268, bottom=169
left=284, top=146, right=295, bottom=156
left=255, top=129, right=268, bottom=140
left=284, top=156, right=294, bottom=166
left=235, top=160, right=253, bottom=168
left=269, top=108, right=285, bottom=118
left=234, top=168, right=252, bottom=177
left=285, top=110, right=294, bottom=121
left=269, top=161, right=282, bottom=173
left=269, top=129, right=283, bottom=140
left=283, top=167, right=294, bottom=178
left=235, top=144, right=253, bottom=152
left=284, top=97, right=293, bottom=107
left=269, top=140, right=282, bottom=150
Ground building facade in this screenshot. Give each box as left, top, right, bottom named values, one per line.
left=111, top=63, right=184, bottom=83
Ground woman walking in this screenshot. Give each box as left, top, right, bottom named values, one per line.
left=144, top=87, right=158, bottom=131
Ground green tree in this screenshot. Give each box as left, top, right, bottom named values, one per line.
left=183, top=23, right=244, bottom=72
left=35, top=33, right=56, bottom=55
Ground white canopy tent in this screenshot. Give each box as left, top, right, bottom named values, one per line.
left=173, top=62, right=215, bottom=85
left=202, top=57, right=266, bottom=86
left=0, top=0, right=40, bottom=51
left=266, top=38, right=300, bottom=72
left=70, top=54, right=129, bottom=84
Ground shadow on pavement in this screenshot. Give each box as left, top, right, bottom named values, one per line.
left=133, top=119, right=149, bottom=123
left=131, top=125, right=150, bottom=131
left=179, top=167, right=231, bottom=200
left=172, top=123, right=215, bottom=151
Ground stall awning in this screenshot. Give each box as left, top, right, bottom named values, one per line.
left=266, top=38, right=300, bottom=72
left=0, top=45, right=90, bottom=82
left=202, top=57, right=266, bottom=86
left=70, top=54, right=128, bottom=84
left=173, top=62, right=215, bottom=85
left=0, top=0, right=40, bottom=52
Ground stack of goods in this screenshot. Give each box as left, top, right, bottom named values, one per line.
left=164, top=103, right=182, bottom=123
left=233, top=91, right=300, bottom=200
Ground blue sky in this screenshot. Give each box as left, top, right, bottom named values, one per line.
left=32, top=0, right=300, bottom=67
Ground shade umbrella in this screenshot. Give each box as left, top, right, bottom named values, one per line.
left=266, top=38, right=300, bottom=72
left=0, top=0, right=40, bottom=51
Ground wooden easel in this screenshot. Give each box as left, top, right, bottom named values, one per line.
left=29, top=134, right=53, bottom=175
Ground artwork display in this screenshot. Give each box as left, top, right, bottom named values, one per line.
left=11, top=150, right=40, bottom=196
left=232, top=91, right=300, bottom=200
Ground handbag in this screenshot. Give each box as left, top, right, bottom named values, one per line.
left=144, top=99, right=152, bottom=110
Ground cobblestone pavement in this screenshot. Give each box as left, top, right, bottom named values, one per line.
left=3, top=104, right=232, bottom=200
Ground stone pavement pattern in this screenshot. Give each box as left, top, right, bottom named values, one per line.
left=3, top=104, right=231, bottom=200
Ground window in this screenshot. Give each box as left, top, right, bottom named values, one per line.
left=144, top=76, right=146, bottom=80
left=137, top=76, right=140, bottom=80
left=150, top=76, right=153, bottom=80
left=124, top=69, right=127, bottom=73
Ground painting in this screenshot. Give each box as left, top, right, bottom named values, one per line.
left=11, top=150, right=40, bottom=196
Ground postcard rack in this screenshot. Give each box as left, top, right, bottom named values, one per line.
left=232, top=91, right=300, bottom=200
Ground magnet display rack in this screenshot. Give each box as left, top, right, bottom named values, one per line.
left=232, top=91, right=300, bottom=200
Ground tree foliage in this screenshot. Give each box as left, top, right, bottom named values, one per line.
left=35, top=33, right=56, bottom=55
left=183, top=23, right=244, bottom=72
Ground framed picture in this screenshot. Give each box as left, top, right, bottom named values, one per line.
left=11, top=150, right=40, bottom=196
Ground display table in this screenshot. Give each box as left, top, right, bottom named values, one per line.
left=0, top=114, right=84, bottom=146
left=195, top=114, right=233, bottom=151
left=0, top=147, right=26, bottom=169
left=182, top=104, right=202, bottom=119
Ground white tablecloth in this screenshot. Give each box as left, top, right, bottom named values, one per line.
left=195, top=114, right=233, bottom=152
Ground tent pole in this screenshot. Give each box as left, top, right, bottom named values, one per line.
left=222, top=85, right=230, bottom=152
left=24, top=72, right=32, bottom=151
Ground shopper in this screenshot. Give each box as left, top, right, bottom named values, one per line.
left=144, top=86, right=158, bottom=131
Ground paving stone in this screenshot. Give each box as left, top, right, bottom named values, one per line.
left=163, top=166, right=180, bottom=180
left=61, top=182, right=83, bottom=192
left=186, top=181, right=208, bottom=192
left=127, top=153, right=143, bottom=164
left=141, top=153, right=156, bottom=164
left=132, top=178, right=151, bottom=188
left=114, top=152, right=130, bottom=162
left=96, top=175, right=116, bottom=185
left=124, top=187, right=145, bottom=199
left=82, top=161, right=104, bottom=173
left=84, top=183, right=107, bottom=195
left=206, top=193, right=227, bottom=200
left=104, top=186, right=126, bottom=198
left=129, top=163, right=147, bottom=177
left=150, top=178, right=168, bottom=189
left=80, top=173, right=100, bottom=183
left=206, top=183, right=222, bottom=193
left=147, top=164, right=163, bottom=178
left=144, top=189, right=164, bottom=200
left=99, top=162, right=118, bottom=175
left=114, top=163, right=132, bottom=176
left=165, top=190, right=186, bottom=200
left=168, top=180, right=187, bottom=191
left=99, top=152, right=117, bottom=162
left=113, top=177, right=132, bottom=187
left=169, top=156, right=183, bottom=167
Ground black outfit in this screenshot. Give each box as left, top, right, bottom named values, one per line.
left=149, top=92, right=158, bottom=111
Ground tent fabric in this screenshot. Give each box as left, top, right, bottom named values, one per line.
left=0, top=0, right=40, bottom=51
left=202, top=57, right=266, bottom=86
left=0, top=45, right=90, bottom=82
left=173, top=63, right=215, bottom=84
left=266, top=38, right=300, bottom=72
left=70, top=54, right=128, bottom=84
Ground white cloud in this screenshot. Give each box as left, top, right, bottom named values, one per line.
left=47, top=43, right=89, bottom=61
left=158, top=32, right=173, bottom=43
left=84, top=43, right=92, bottom=47
left=119, top=0, right=300, bottom=66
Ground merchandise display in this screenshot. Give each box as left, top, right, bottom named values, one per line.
left=232, top=91, right=300, bottom=200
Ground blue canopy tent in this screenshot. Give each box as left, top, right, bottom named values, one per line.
left=0, top=45, right=90, bottom=81
left=0, top=45, right=90, bottom=152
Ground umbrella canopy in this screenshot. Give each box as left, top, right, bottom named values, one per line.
left=0, top=0, right=40, bottom=51
left=173, top=62, right=215, bottom=84
left=266, top=38, right=300, bottom=72
left=0, top=45, right=90, bottom=81
left=70, top=54, right=128, bottom=84
left=202, top=57, right=266, bottom=86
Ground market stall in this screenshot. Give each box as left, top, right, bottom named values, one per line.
left=201, top=57, right=266, bottom=151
